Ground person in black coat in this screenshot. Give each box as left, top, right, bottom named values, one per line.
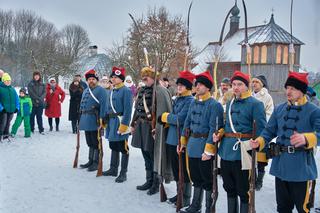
left=68, top=79, right=83, bottom=133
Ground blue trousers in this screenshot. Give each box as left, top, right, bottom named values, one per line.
left=30, top=106, right=44, bottom=132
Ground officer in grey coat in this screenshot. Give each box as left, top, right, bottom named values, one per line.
left=79, top=69, right=107, bottom=172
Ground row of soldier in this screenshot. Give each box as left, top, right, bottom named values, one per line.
left=77, top=66, right=319, bottom=213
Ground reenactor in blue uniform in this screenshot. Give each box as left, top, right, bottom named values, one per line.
left=78, top=69, right=107, bottom=171
left=160, top=70, right=195, bottom=207
left=213, top=71, right=266, bottom=212
left=251, top=71, right=320, bottom=213
left=103, top=67, right=133, bottom=183
left=131, top=67, right=173, bottom=195
left=179, top=70, right=224, bottom=213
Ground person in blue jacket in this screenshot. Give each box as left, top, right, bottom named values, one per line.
left=0, top=72, right=19, bottom=141
left=103, top=66, right=132, bottom=183
left=160, top=70, right=195, bottom=207
left=179, top=70, right=224, bottom=213
left=251, top=71, right=320, bottom=213
left=213, top=70, right=266, bottom=212
left=78, top=69, right=107, bottom=172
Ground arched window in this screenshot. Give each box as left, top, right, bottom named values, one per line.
left=261, top=45, right=267, bottom=63
left=283, top=46, right=288, bottom=64
left=253, top=46, right=260, bottom=64
left=276, top=45, right=282, bottom=64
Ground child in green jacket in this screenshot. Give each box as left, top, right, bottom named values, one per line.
left=11, top=88, right=32, bottom=138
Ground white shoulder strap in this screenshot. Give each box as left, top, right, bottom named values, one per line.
left=88, top=87, right=100, bottom=105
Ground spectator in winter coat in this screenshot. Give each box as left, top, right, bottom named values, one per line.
left=251, top=75, right=274, bottom=191
left=11, top=88, right=32, bottom=138
left=45, top=78, right=65, bottom=131
left=306, top=86, right=320, bottom=106
left=68, top=79, right=83, bottom=134
left=124, top=75, right=137, bottom=97
left=161, top=77, right=176, bottom=97
left=27, top=71, right=46, bottom=134
left=0, top=73, right=19, bottom=141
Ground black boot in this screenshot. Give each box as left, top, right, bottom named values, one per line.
left=115, top=153, right=129, bottom=183
left=102, top=151, right=119, bottom=176
left=56, top=125, right=59, bottom=131
left=256, top=171, right=265, bottom=191
left=205, top=190, right=213, bottom=213
left=180, top=187, right=203, bottom=213
left=183, top=182, right=192, bottom=207
left=227, top=197, right=239, bottom=213
left=240, top=202, right=248, bottom=213
left=80, top=148, right=94, bottom=169
left=87, top=149, right=99, bottom=172
left=147, top=172, right=160, bottom=195
left=49, top=125, right=53, bottom=131
left=136, top=170, right=153, bottom=191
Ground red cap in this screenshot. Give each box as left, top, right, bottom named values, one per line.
left=195, top=70, right=214, bottom=89
left=285, top=71, right=309, bottom=94
left=231, top=70, right=250, bottom=87
left=179, top=70, right=195, bottom=84
left=287, top=71, right=308, bottom=85
left=111, top=66, right=126, bottom=81
left=85, top=69, right=98, bottom=81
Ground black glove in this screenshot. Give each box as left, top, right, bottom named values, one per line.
left=157, top=115, right=165, bottom=125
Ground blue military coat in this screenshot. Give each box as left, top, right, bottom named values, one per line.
left=181, top=92, right=224, bottom=158
left=79, top=85, right=107, bottom=131
left=218, top=91, right=266, bottom=161
left=258, top=96, right=320, bottom=182
left=105, top=83, right=132, bottom=142
left=162, top=91, right=194, bottom=146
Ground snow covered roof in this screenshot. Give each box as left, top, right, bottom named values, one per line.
left=76, top=53, right=111, bottom=76
left=239, top=14, right=304, bottom=45
left=192, top=26, right=262, bottom=74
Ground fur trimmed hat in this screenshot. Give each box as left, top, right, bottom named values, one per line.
left=85, top=69, right=99, bottom=81
left=176, top=70, right=195, bottom=90
left=284, top=71, right=308, bottom=94
left=195, top=70, right=213, bottom=90
left=110, top=66, right=126, bottom=81
left=231, top=71, right=250, bottom=87
left=140, top=67, right=159, bottom=78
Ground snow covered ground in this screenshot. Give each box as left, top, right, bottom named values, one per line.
left=0, top=95, right=319, bottom=213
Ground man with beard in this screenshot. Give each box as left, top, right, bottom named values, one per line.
left=251, top=72, right=320, bottom=213
left=103, top=66, right=132, bottom=183
left=214, top=71, right=266, bottom=212
left=179, top=70, right=224, bottom=213
left=217, top=78, right=232, bottom=112
left=78, top=69, right=107, bottom=172
left=131, top=67, right=172, bottom=196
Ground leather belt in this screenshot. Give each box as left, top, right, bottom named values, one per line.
left=280, top=145, right=305, bottom=154
left=191, top=133, right=209, bottom=138
left=224, top=133, right=253, bottom=139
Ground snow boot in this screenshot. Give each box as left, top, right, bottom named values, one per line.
left=240, top=202, right=248, bottom=213
left=183, top=182, right=192, bottom=207
left=80, top=147, right=94, bottom=169
left=87, top=149, right=99, bottom=172
left=180, top=187, right=203, bottom=213
left=227, top=197, right=239, bottom=213
left=205, top=190, right=213, bottom=213
left=255, top=171, right=265, bottom=191
left=49, top=125, right=53, bottom=131
left=147, top=172, right=160, bottom=195
left=56, top=125, right=59, bottom=132
left=136, top=170, right=153, bottom=191
left=102, top=150, right=119, bottom=176
left=115, top=153, right=129, bottom=183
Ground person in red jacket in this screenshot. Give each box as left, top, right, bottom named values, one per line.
left=45, top=78, right=65, bottom=131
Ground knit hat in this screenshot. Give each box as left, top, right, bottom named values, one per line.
left=231, top=71, right=250, bottom=87
left=85, top=69, right=99, bottom=81
left=48, top=77, right=56, bottom=83
left=19, top=88, right=26, bottom=94
left=195, top=70, right=213, bottom=90
left=2, top=73, right=11, bottom=82
left=176, top=70, right=195, bottom=90
left=285, top=72, right=308, bottom=94
left=252, top=75, right=268, bottom=89
left=110, top=66, right=126, bottom=81
left=125, top=75, right=134, bottom=87
left=221, top=77, right=231, bottom=85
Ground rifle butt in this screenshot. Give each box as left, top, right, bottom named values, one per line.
left=96, top=160, right=103, bottom=177
left=160, top=183, right=167, bottom=202
left=73, top=131, right=80, bottom=168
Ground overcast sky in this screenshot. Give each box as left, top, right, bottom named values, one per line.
left=2, top=0, right=320, bottom=72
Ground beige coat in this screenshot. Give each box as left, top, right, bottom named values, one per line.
left=252, top=87, right=274, bottom=121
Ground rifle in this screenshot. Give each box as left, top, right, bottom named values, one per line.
left=158, top=125, right=167, bottom=202
left=72, top=120, right=80, bottom=168
left=210, top=117, right=220, bottom=213
left=96, top=125, right=104, bottom=177
left=176, top=120, right=184, bottom=212
left=309, top=180, right=316, bottom=208
left=248, top=120, right=257, bottom=213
